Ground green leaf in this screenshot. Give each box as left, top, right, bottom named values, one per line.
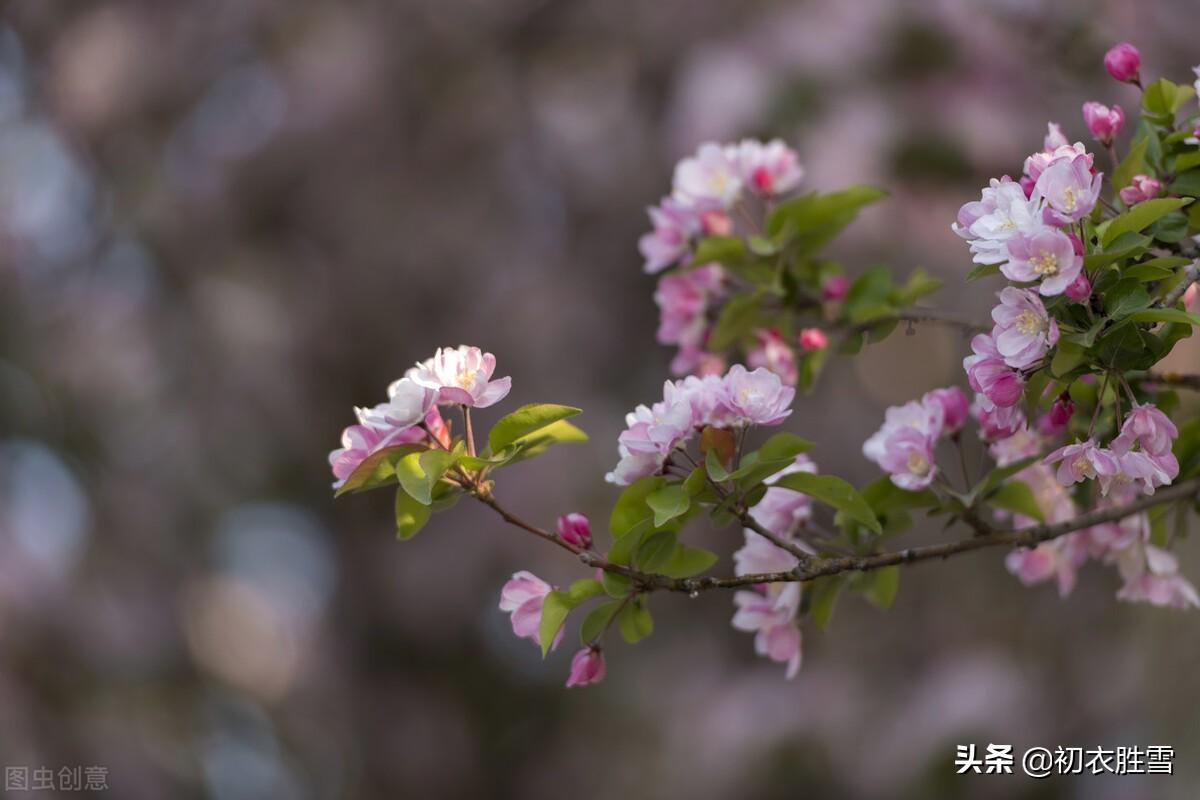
left=967, top=455, right=1039, bottom=505
left=1101, top=198, right=1192, bottom=247
left=705, top=448, right=731, bottom=482
left=767, top=186, right=887, bottom=252
left=1169, top=170, right=1200, bottom=197
left=660, top=545, right=719, bottom=578
left=708, top=292, right=765, bottom=350
left=1126, top=308, right=1200, bottom=326
left=394, top=487, right=433, bottom=539
left=610, top=476, right=664, bottom=538
left=617, top=600, right=654, bottom=644
left=646, top=485, right=691, bottom=527
left=986, top=480, right=1045, bottom=523
left=636, top=530, right=678, bottom=571
left=1104, top=279, right=1152, bottom=320
left=538, top=591, right=573, bottom=657
left=966, top=262, right=1002, bottom=282
left=1049, top=341, right=1086, bottom=378
left=806, top=575, right=845, bottom=631
left=682, top=466, right=708, bottom=496
left=861, top=566, right=900, bottom=610
left=579, top=600, right=623, bottom=645
left=1178, top=150, right=1200, bottom=173
left=1113, top=137, right=1148, bottom=190
left=334, top=444, right=424, bottom=497
left=394, top=448, right=457, bottom=505
left=772, top=473, right=881, bottom=535
left=893, top=267, right=943, bottom=306
left=566, top=578, right=605, bottom=605
left=862, top=476, right=939, bottom=514
left=601, top=570, right=633, bottom=598
left=488, top=404, right=582, bottom=453
left=1082, top=232, right=1150, bottom=270
left=758, top=432, right=815, bottom=462
left=692, top=235, right=747, bottom=267
left=503, top=419, right=588, bottom=463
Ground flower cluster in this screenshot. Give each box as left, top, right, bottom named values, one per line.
left=606, top=365, right=795, bottom=485
left=328, top=345, right=510, bottom=487
left=862, top=387, right=968, bottom=490
left=498, top=571, right=609, bottom=687
left=1045, top=402, right=1179, bottom=497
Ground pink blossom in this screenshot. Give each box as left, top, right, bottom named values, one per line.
left=952, top=178, right=1042, bottom=265
left=1064, top=273, right=1092, bottom=303
left=1081, top=102, right=1124, bottom=145
left=1117, top=544, right=1199, bottom=609
left=971, top=394, right=1026, bottom=441
left=991, top=288, right=1059, bottom=369
left=1023, top=142, right=1092, bottom=184
left=988, top=426, right=1043, bottom=467
left=746, top=329, right=798, bottom=385
left=1183, top=282, right=1197, bottom=311
left=822, top=274, right=850, bottom=301
left=1120, top=402, right=1178, bottom=456
left=864, top=396, right=945, bottom=464
left=664, top=374, right=734, bottom=429
left=1002, top=227, right=1083, bottom=296
left=328, top=419, right=426, bottom=488
left=1006, top=542, right=1077, bottom=597
left=875, top=427, right=938, bottom=490
left=721, top=365, right=795, bottom=427
left=1036, top=396, right=1074, bottom=438
left=1043, top=122, right=1070, bottom=151
left=726, top=138, right=804, bottom=196
left=565, top=647, right=606, bottom=687
left=1034, top=154, right=1102, bottom=226
left=1118, top=174, right=1162, bottom=206
left=499, top=571, right=564, bottom=650
left=361, top=377, right=438, bottom=428
left=747, top=456, right=819, bottom=537
left=963, top=333, right=1025, bottom=407
left=1107, top=448, right=1175, bottom=496
left=1103, top=42, right=1141, bottom=83
left=556, top=513, right=592, bottom=549
left=655, top=264, right=725, bottom=376
left=798, top=327, right=828, bottom=352
left=734, top=528, right=802, bottom=576
left=924, top=387, right=969, bottom=435
left=408, top=346, right=512, bottom=408
left=605, top=394, right=694, bottom=485
left=638, top=197, right=697, bottom=274
left=731, top=583, right=802, bottom=679
left=1044, top=439, right=1120, bottom=487
left=672, top=143, right=742, bottom=209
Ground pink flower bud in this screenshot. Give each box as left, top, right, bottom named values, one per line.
left=1064, top=273, right=1092, bottom=303
left=1018, top=175, right=1036, bottom=199
left=1103, top=42, right=1141, bottom=83
left=1037, top=395, right=1074, bottom=438
left=1118, top=174, right=1162, bottom=205
left=1082, top=102, right=1124, bottom=145
left=798, top=327, right=828, bottom=352
left=700, top=209, right=733, bottom=237
left=822, top=275, right=850, bottom=301
left=1067, top=232, right=1084, bottom=257
left=556, top=513, right=592, bottom=549
left=1185, top=283, right=1198, bottom=312
left=565, top=646, right=606, bottom=688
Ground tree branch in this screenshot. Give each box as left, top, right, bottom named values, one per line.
left=473, top=476, right=1200, bottom=595
left=1162, top=260, right=1199, bottom=308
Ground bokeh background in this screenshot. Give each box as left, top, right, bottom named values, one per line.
left=1, top=0, right=1198, bottom=797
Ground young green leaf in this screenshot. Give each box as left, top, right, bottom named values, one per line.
left=986, top=480, right=1045, bottom=523
left=1101, top=197, right=1192, bottom=247
left=660, top=545, right=719, bottom=578
left=617, top=600, right=654, bottom=644
left=861, top=566, right=900, bottom=610
left=646, top=485, right=691, bottom=527
left=610, top=476, right=665, bottom=538
left=488, top=404, right=582, bottom=453
left=773, top=473, right=882, bottom=534
left=538, top=591, right=573, bottom=657
left=394, top=448, right=457, bottom=505
left=334, top=444, right=425, bottom=497
left=579, top=600, right=623, bottom=645
left=394, top=487, right=433, bottom=540
left=636, top=530, right=679, bottom=572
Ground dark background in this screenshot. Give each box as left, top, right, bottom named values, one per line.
left=0, top=0, right=1197, bottom=797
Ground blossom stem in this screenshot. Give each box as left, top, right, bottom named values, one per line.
left=1088, top=371, right=1112, bottom=438
left=462, top=406, right=476, bottom=457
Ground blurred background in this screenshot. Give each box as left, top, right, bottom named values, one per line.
left=1, top=0, right=1198, bottom=797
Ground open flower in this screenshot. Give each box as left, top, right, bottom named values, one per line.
left=605, top=394, right=694, bottom=485
left=639, top=197, right=698, bottom=274
left=499, top=571, right=564, bottom=650
left=1119, top=402, right=1178, bottom=456
left=655, top=264, right=725, bottom=376
left=746, top=328, right=798, bottom=385
left=1117, top=545, right=1200, bottom=609
left=721, top=365, right=795, bottom=427
left=732, top=582, right=803, bottom=679
left=1118, top=174, right=1162, bottom=206
left=1034, top=154, right=1102, bottom=226
left=1002, top=227, right=1083, bottom=296
left=672, top=143, right=743, bottom=209
left=409, top=346, right=512, bottom=408
left=863, top=396, right=946, bottom=490
left=726, top=138, right=804, bottom=196
left=1081, top=101, right=1124, bottom=145
left=1006, top=541, right=1079, bottom=597
left=565, top=647, right=606, bottom=687
left=747, top=455, right=819, bottom=537
left=1044, top=439, right=1120, bottom=488
left=952, top=178, right=1042, bottom=265
left=991, top=287, right=1059, bottom=369
left=963, top=333, right=1025, bottom=407
left=924, top=387, right=969, bottom=434
left=362, top=377, right=437, bottom=428
left=971, top=394, right=1026, bottom=441
left=328, top=418, right=426, bottom=488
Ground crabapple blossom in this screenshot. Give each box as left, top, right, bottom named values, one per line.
left=663, top=373, right=734, bottom=429
left=1034, top=153, right=1102, bottom=226
left=1044, top=439, right=1120, bottom=489
left=1185, top=283, right=1198, bottom=312
left=499, top=571, right=564, bottom=651
left=1064, top=273, right=1092, bottom=303
left=605, top=394, right=694, bottom=485
left=726, top=138, right=805, bottom=196
left=672, top=142, right=742, bottom=209
left=746, top=328, right=798, bottom=385
left=1118, top=174, right=1161, bottom=206
left=1119, top=402, right=1178, bottom=456
left=1116, top=545, right=1200, bottom=610
left=1103, top=42, right=1141, bottom=83
left=747, top=455, right=819, bottom=537
left=639, top=197, right=697, bottom=274
left=1002, top=227, right=1083, bottom=296
left=963, top=333, right=1024, bottom=407
left=863, top=393, right=954, bottom=490
left=1036, top=395, right=1074, bottom=438
left=721, top=365, right=796, bottom=427
left=654, top=264, right=726, bottom=376
left=1081, top=101, right=1124, bottom=145
left=699, top=208, right=734, bottom=236
left=732, top=529, right=803, bottom=679
left=924, top=387, right=969, bottom=435
left=798, top=327, right=828, bottom=352
left=991, top=287, right=1059, bottom=369
left=1107, top=448, right=1175, bottom=496
left=733, top=527, right=801, bottom=577
left=408, top=346, right=512, bottom=408
left=362, top=377, right=437, bottom=428
left=952, top=178, right=1042, bottom=265
left=565, top=647, right=606, bottom=687
left=1044, top=121, right=1070, bottom=151
left=1006, top=542, right=1079, bottom=597
left=822, top=274, right=850, bottom=301
left=556, top=513, right=592, bottom=549
left=971, top=394, right=1025, bottom=441
left=1023, top=142, right=1092, bottom=185
left=328, top=417, right=426, bottom=488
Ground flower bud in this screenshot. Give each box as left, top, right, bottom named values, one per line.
left=1064, top=273, right=1092, bottom=303
left=798, top=327, right=828, bottom=352
left=1118, top=174, right=1162, bottom=206
left=700, top=209, right=733, bottom=237
left=556, top=513, right=592, bottom=549
left=565, top=647, right=606, bottom=688
left=1185, top=283, right=1198, bottom=312
left=1037, top=395, right=1074, bottom=437
left=1082, top=102, right=1124, bottom=145
left=822, top=274, right=850, bottom=301
left=1103, top=42, right=1141, bottom=83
